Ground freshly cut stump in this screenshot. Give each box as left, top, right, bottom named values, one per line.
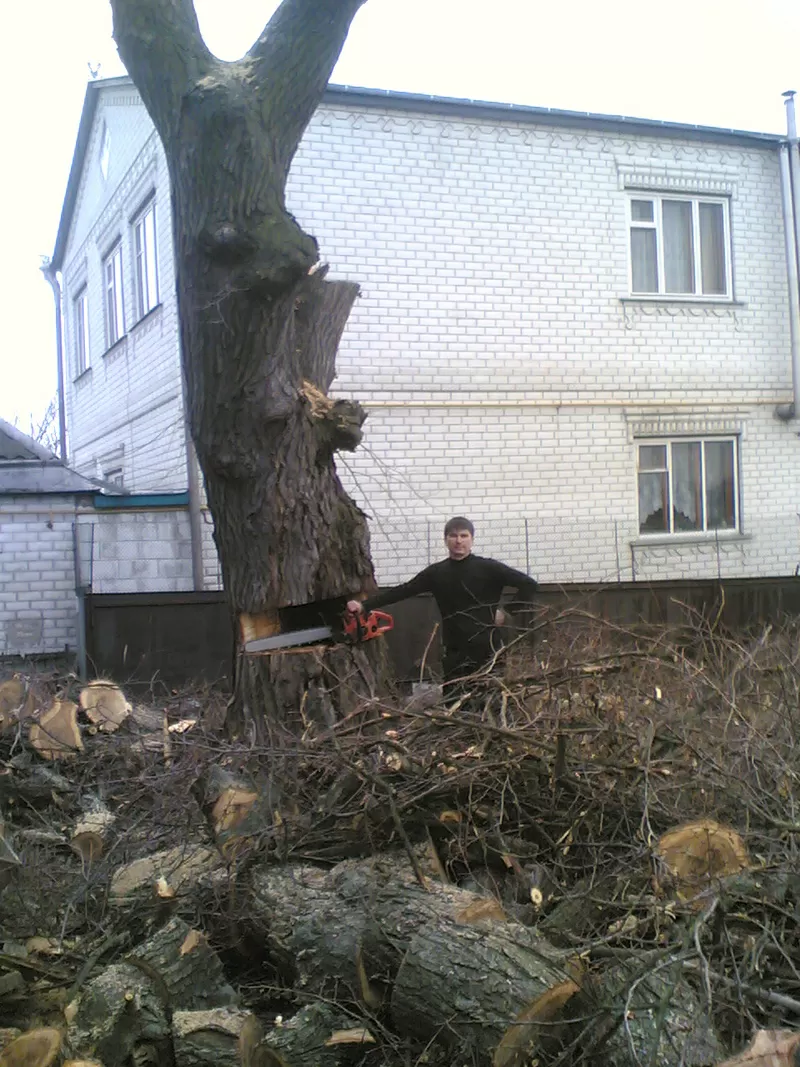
left=391, top=920, right=570, bottom=1063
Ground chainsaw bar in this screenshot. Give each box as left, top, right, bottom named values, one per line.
left=245, top=626, right=334, bottom=654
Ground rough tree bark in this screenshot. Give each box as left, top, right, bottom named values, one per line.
left=108, top=0, right=378, bottom=738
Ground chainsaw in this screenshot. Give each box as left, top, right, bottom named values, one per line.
left=243, top=605, right=393, bottom=654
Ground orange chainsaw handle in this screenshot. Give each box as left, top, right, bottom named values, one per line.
left=343, top=608, right=394, bottom=643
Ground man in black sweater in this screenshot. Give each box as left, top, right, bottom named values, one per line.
left=347, top=516, right=537, bottom=690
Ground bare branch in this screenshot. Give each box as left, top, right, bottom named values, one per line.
left=247, top=0, right=367, bottom=178
left=109, top=0, right=214, bottom=144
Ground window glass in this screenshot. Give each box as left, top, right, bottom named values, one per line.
left=671, top=441, right=702, bottom=531
left=662, top=200, right=695, bottom=294
left=705, top=440, right=736, bottom=528
left=637, top=438, right=738, bottom=535
left=638, top=471, right=668, bottom=533
left=134, top=201, right=159, bottom=317
left=631, top=229, right=658, bottom=293
left=631, top=200, right=654, bottom=222
left=699, top=202, right=726, bottom=295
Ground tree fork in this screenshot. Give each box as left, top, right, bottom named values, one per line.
left=109, top=0, right=377, bottom=738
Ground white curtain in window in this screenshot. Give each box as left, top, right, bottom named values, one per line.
left=663, top=201, right=695, bottom=294
left=705, top=440, right=735, bottom=527
left=699, top=203, right=726, bottom=295
left=631, top=229, right=658, bottom=292
left=671, top=442, right=702, bottom=530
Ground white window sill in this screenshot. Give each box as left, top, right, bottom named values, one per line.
left=102, top=335, right=128, bottom=360
left=620, top=296, right=745, bottom=308
left=631, top=532, right=750, bottom=548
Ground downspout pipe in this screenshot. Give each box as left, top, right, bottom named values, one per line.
left=41, top=263, right=68, bottom=460
left=777, top=91, right=800, bottom=420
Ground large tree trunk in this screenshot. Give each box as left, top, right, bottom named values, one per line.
left=109, top=0, right=376, bottom=739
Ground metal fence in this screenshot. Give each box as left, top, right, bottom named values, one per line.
left=73, top=509, right=800, bottom=595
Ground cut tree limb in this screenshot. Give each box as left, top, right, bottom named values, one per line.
left=249, top=854, right=511, bottom=996
left=172, top=1007, right=254, bottom=1067
left=0, top=1028, right=62, bottom=1067
left=71, top=797, right=114, bottom=865
left=391, top=921, right=571, bottom=1063
left=257, top=1003, right=367, bottom=1067
left=79, top=682, right=131, bottom=733
left=127, top=916, right=237, bottom=1011
left=29, top=701, right=82, bottom=760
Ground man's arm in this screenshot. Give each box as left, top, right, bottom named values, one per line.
left=490, top=560, right=538, bottom=596
left=347, top=566, right=436, bottom=614
left=487, top=560, right=537, bottom=625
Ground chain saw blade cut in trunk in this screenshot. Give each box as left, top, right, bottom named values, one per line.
left=242, top=605, right=393, bottom=655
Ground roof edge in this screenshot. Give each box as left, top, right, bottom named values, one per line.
left=50, top=76, right=135, bottom=271
left=50, top=75, right=782, bottom=272
left=322, top=84, right=783, bottom=147
left=0, top=418, right=56, bottom=461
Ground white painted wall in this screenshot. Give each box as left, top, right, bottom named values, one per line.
left=61, top=85, right=186, bottom=496
left=59, top=84, right=800, bottom=590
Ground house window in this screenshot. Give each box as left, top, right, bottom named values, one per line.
left=103, top=243, right=125, bottom=348
left=628, top=195, right=730, bottom=298
left=637, top=438, right=738, bottom=535
left=99, top=123, right=111, bottom=180
left=74, top=288, right=90, bottom=374
left=133, top=199, right=159, bottom=318
left=104, top=465, right=124, bottom=487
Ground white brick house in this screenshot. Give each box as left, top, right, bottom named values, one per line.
left=50, top=77, right=800, bottom=592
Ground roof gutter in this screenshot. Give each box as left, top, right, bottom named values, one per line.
left=41, top=264, right=68, bottom=461
left=776, top=91, right=800, bottom=421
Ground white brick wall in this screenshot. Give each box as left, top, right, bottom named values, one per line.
left=0, top=496, right=86, bottom=655
left=80, top=510, right=193, bottom=593
left=60, top=85, right=800, bottom=590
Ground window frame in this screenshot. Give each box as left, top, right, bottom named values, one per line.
left=132, top=197, right=159, bottom=321
left=103, top=241, right=125, bottom=350
left=627, top=193, right=732, bottom=300
left=73, top=286, right=90, bottom=375
left=636, top=436, right=740, bottom=537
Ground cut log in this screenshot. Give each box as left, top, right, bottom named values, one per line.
left=71, top=798, right=114, bottom=865
left=0, top=1028, right=62, bottom=1067
left=655, top=820, right=749, bottom=902
left=0, top=680, right=27, bottom=736
left=109, top=844, right=223, bottom=901
left=257, top=1004, right=368, bottom=1067
left=714, top=1030, right=800, bottom=1067
left=390, top=921, right=572, bottom=1063
left=193, top=766, right=273, bottom=860
left=79, top=682, right=131, bottom=734
left=127, top=916, right=237, bottom=1011
left=249, top=853, right=510, bottom=996
left=579, top=961, right=724, bottom=1067
left=172, top=1008, right=253, bottom=1067
left=65, top=962, right=171, bottom=1067
left=29, top=701, right=83, bottom=761
left=0, top=1033, right=21, bottom=1054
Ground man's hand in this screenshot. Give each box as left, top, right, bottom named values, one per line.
left=494, top=608, right=506, bottom=627
left=346, top=600, right=362, bottom=614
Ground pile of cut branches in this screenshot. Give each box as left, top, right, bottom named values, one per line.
left=1, top=611, right=800, bottom=1067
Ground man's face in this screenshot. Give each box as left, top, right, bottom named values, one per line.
left=445, top=527, right=473, bottom=559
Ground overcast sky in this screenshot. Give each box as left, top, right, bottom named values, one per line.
left=2, top=0, right=799, bottom=432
